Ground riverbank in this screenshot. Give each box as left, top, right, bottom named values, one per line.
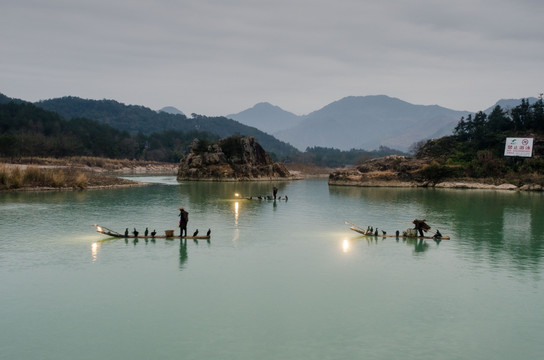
left=0, top=157, right=332, bottom=191
left=328, top=155, right=544, bottom=191
left=0, top=163, right=146, bottom=191
left=0, top=157, right=180, bottom=191
left=284, top=163, right=332, bottom=179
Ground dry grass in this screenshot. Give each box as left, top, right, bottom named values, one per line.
left=0, top=156, right=175, bottom=171
left=0, top=164, right=137, bottom=191
left=285, top=163, right=332, bottom=176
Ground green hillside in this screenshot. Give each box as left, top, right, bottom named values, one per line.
left=35, top=97, right=299, bottom=159
left=416, top=98, right=544, bottom=184
left=0, top=101, right=216, bottom=162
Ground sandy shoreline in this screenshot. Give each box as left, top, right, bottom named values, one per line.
left=328, top=178, right=544, bottom=191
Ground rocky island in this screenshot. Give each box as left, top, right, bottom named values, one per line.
left=328, top=154, right=543, bottom=191
left=177, top=136, right=294, bottom=181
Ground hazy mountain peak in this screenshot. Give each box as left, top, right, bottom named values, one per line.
left=227, top=102, right=302, bottom=134
left=159, top=106, right=184, bottom=115
left=274, top=95, right=471, bottom=151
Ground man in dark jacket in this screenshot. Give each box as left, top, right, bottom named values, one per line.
left=179, top=206, right=189, bottom=237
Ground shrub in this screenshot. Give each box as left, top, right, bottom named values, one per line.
left=74, top=172, right=88, bottom=189
left=467, top=150, right=506, bottom=178
left=9, top=167, right=23, bottom=189
left=23, top=166, right=44, bottom=184
left=419, top=161, right=463, bottom=184
left=49, top=170, right=66, bottom=188
left=0, top=165, right=8, bottom=187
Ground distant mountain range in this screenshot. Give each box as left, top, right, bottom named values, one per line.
left=226, top=102, right=303, bottom=134
left=227, top=95, right=539, bottom=151
left=0, top=94, right=298, bottom=158
left=1, top=91, right=536, bottom=154
left=228, top=96, right=469, bottom=151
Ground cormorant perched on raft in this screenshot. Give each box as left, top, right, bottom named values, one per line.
left=144, top=228, right=149, bottom=237
left=206, top=229, right=211, bottom=236
left=133, top=228, right=139, bottom=237
left=125, top=228, right=129, bottom=237
left=151, top=229, right=156, bottom=237
left=433, top=229, right=442, bottom=238
left=193, top=229, right=199, bottom=237
left=395, top=230, right=400, bottom=237
left=374, top=228, right=378, bottom=236
left=382, top=230, right=387, bottom=236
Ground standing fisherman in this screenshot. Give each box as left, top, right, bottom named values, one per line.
left=273, top=186, right=278, bottom=200
left=179, top=206, right=189, bottom=237
left=412, top=219, right=430, bottom=237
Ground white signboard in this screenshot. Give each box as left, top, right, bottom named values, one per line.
left=504, top=137, right=533, bottom=157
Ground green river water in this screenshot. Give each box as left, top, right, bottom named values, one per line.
left=1, top=177, right=543, bottom=360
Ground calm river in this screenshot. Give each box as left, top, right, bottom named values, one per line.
left=1, top=177, right=543, bottom=360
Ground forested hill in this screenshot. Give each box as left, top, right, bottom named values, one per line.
left=0, top=101, right=217, bottom=161
left=35, top=96, right=299, bottom=158
left=415, top=98, right=544, bottom=183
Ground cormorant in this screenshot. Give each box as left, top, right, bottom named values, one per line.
left=193, top=229, right=199, bottom=237
left=125, top=228, right=129, bottom=237
left=133, top=228, right=139, bottom=237
left=206, top=229, right=211, bottom=236
left=381, top=230, right=386, bottom=236
left=144, top=227, right=149, bottom=237
left=433, top=229, right=442, bottom=238
left=151, top=229, right=156, bottom=237
left=374, top=228, right=378, bottom=236
left=395, top=230, right=400, bottom=237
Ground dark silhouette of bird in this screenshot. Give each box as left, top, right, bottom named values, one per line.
left=433, top=229, right=442, bottom=238
left=370, top=226, right=373, bottom=233
left=144, top=227, right=149, bottom=237
left=193, top=229, right=199, bottom=237
left=125, top=228, right=129, bottom=237
left=381, top=230, right=387, bottom=236
left=395, top=230, right=400, bottom=237
left=151, top=229, right=156, bottom=237
left=374, top=228, right=378, bottom=236
left=206, top=228, right=211, bottom=236
left=133, top=228, right=139, bottom=237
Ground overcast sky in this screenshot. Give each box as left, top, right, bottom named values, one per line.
left=2, top=0, right=543, bottom=116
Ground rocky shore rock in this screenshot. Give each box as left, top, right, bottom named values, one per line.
left=328, top=155, right=542, bottom=191
left=177, top=136, right=293, bottom=181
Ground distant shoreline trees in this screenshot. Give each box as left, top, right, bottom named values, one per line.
left=417, top=97, right=544, bottom=180
left=0, top=101, right=218, bottom=162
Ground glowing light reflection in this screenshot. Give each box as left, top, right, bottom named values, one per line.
left=91, top=242, right=98, bottom=261
left=342, top=239, right=351, bottom=253
left=234, top=201, right=239, bottom=225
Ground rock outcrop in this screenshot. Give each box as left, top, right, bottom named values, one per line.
left=328, top=155, right=542, bottom=191
left=328, top=155, right=429, bottom=187
left=177, top=136, right=292, bottom=181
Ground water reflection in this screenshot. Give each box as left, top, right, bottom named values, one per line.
left=179, top=240, right=188, bottom=270
left=234, top=201, right=239, bottom=225
left=346, top=233, right=441, bottom=254
left=177, top=181, right=290, bottom=206
left=331, top=185, right=544, bottom=271
left=342, top=238, right=350, bottom=253
left=91, top=242, right=98, bottom=262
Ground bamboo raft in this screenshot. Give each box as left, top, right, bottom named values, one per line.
left=94, top=225, right=211, bottom=240
left=243, top=196, right=288, bottom=201
left=349, top=226, right=450, bottom=240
